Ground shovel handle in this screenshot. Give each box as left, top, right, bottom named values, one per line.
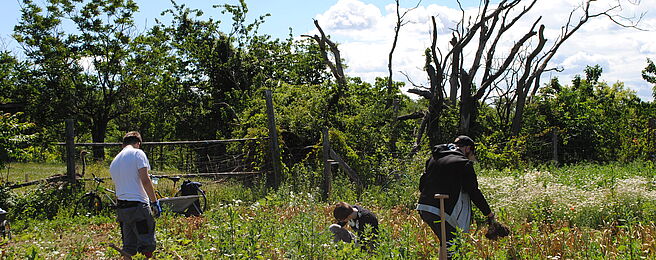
left=109, top=243, right=132, bottom=259
left=434, top=194, right=449, bottom=260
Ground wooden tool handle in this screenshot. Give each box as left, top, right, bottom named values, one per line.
left=109, top=243, right=132, bottom=259
left=434, top=194, right=449, bottom=260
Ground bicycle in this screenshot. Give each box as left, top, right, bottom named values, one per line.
left=72, top=172, right=116, bottom=217
left=73, top=170, right=208, bottom=217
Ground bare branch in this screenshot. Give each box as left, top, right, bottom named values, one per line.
left=408, top=88, right=433, bottom=100
left=479, top=17, right=541, bottom=97
left=397, top=111, right=426, bottom=121
left=399, top=71, right=425, bottom=89
left=301, top=20, right=347, bottom=92
left=387, top=0, right=422, bottom=93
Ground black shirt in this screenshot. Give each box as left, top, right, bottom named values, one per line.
left=338, top=205, right=378, bottom=249
left=347, top=205, right=378, bottom=236
left=418, top=144, right=491, bottom=216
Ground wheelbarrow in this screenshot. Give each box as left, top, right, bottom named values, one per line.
left=158, top=195, right=201, bottom=215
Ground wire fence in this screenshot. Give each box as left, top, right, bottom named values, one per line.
left=72, top=138, right=269, bottom=178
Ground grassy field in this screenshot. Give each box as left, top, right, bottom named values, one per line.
left=1, top=163, right=66, bottom=183
left=0, top=161, right=655, bottom=259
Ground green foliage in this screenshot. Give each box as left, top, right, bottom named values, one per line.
left=642, top=58, right=656, bottom=100
left=2, top=162, right=656, bottom=259
left=235, top=77, right=419, bottom=190
left=10, top=182, right=79, bottom=220
left=0, top=51, right=32, bottom=104
left=0, top=113, right=37, bottom=167
left=13, top=0, right=143, bottom=159
left=520, top=66, right=649, bottom=164
left=476, top=132, right=525, bottom=169
left=112, top=0, right=329, bottom=156
left=0, top=186, right=14, bottom=211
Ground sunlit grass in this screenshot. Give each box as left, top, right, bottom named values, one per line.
left=1, top=161, right=655, bottom=259
left=1, top=162, right=66, bottom=183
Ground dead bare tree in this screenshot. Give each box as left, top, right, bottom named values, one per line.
left=388, top=0, right=421, bottom=155
left=401, top=0, right=642, bottom=151
left=404, top=16, right=447, bottom=154
left=508, top=0, right=642, bottom=135
left=388, top=0, right=422, bottom=95
left=302, top=19, right=348, bottom=113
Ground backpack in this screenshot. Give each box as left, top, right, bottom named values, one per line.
left=180, top=180, right=204, bottom=216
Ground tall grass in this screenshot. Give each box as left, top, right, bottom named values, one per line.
left=0, top=161, right=655, bottom=259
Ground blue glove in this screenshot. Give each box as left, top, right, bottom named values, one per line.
left=151, top=200, right=162, bottom=218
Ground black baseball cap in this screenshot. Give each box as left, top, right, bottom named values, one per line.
left=454, top=135, right=475, bottom=147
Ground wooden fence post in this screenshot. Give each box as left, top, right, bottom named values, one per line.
left=552, top=128, right=559, bottom=165
left=329, top=149, right=362, bottom=197
left=65, top=119, right=76, bottom=184
left=322, top=127, right=332, bottom=200
left=649, top=118, right=656, bottom=160
left=265, top=89, right=282, bottom=189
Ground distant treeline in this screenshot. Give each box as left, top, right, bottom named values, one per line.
left=1, top=0, right=655, bottom=182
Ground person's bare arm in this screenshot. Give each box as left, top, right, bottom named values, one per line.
left=138, top=167, right=157, bottom=202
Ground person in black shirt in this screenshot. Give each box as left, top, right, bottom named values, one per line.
left=332, top=202, right=379, bottom=250
left=416, top=135, right=496, bottom=258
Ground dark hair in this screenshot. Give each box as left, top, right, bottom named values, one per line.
left=333, top=202, right=353, bottom=221
left=454, top=135, right=475, bottom=147
left=122, top=131, right=143, bottom=145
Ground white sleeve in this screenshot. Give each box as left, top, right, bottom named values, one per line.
left=135, top=150, right=151, bottom=170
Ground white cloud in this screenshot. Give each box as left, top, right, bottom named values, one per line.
left=315, top=0, right=383, bottom=39
left=309, top=0, right=656, bottom=100
left=78, top=56, right=97, bottom=73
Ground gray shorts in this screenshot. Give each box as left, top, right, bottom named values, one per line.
left=116, top=202, right=156, bottom=255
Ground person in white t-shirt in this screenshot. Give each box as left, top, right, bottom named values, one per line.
left=109, top=131, right=160, bottom=259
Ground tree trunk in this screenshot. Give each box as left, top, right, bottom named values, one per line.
left=510, top=88, right=528, bottom=135
left=388, top=98, right=400, bottom=155
left=449, top=37, right=460, bottom=105
left=426, top=92, right=444, bottom=148
left=458, top=94, right=477, bottom=135
left=458, top=67, right=476, bottom=135
left=91, top=118, right=108, bottom=160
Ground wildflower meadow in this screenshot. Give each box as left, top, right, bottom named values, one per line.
left=0, top=161, right=654, bottom=259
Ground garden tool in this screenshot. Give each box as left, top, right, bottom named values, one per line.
left=109, top=243, right=132, bottom=259
left=434, top=194, right=449, bottom=260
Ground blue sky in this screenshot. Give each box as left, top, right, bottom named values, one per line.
left=1, top=0, right=461, bottom=44
left=2, top=0, right=655, bottom=101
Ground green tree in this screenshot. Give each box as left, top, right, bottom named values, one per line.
left=522, top=66, right=643, bottom=163
left=124, top=0, right=329, bottom=142
left=14, top=0, right=142, bottom=159
left=132, top=1, right=272, bottom=141
left=0, top=51, right=29, bottom=104
left=0, top=113, right=36, bottom=167
left=237, top=76, right=419, bottom=188
left=642, top=58, right=656, bottom=100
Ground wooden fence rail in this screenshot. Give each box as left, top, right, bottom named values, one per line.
left=56, top=138, right=267, bottom=147
left=59, top=90, right=282, bottom=189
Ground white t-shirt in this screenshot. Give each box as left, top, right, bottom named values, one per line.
left=109, top=145, right=151, bottom=204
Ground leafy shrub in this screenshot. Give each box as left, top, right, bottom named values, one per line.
left=0, top=113, right=37, bottom=167
left=477, top=133, right=526, bottom=169
left=10, top=182, right=79, bottom=220
left=0, top=185, right=14, bottom=211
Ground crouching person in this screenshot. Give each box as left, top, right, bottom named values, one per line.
left=331, top=202, right=379, bottom=251
left=328, top=222, right=356, bottom=244
left=110, top=131, right=161, bottom=259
